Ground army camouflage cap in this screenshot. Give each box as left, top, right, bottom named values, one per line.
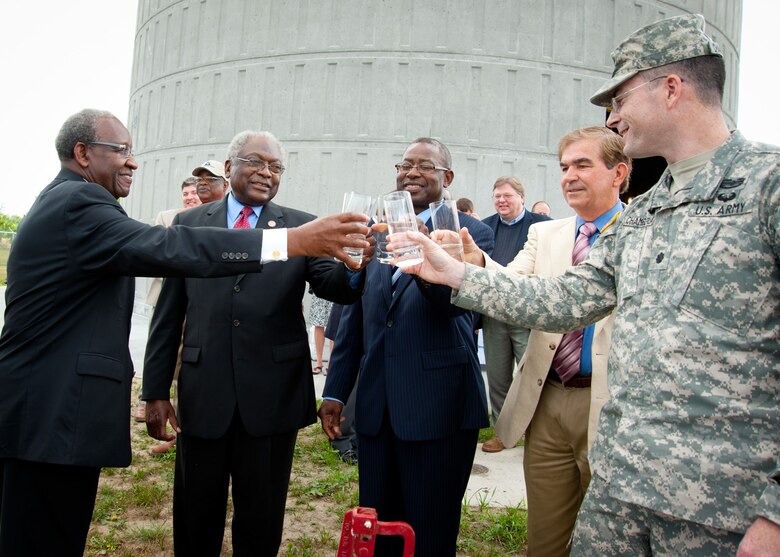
left=590, top=13, right=722, bottom=107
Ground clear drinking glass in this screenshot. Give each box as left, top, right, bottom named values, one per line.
left=373, top=198, right=393, bottom=264
left=382, top=191, right=423, bottom=268
left=429, top=199, right=464, bottom=261
left=342, top=191, right=375, bottom=265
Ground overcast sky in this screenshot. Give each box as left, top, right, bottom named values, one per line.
left=0, top=1, right=776, bottom=216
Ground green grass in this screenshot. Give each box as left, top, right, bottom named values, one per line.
left=129, top=482, right=168, bottom=509
left=459, top=503, right=528, bottom=555
left=92, top=484, right=128, bottom=524
left=87, top=529, right=122, bottom=554
left=126, top=523, right=170, bottom=549
left=478, top=426, right=495, bottom=443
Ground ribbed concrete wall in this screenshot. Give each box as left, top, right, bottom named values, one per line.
left=124, top=0, right=741, bottom=223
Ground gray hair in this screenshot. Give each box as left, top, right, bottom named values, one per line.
left=55, top=109, right=115, bottom=162
left=226, top=130, right=286, bottom=165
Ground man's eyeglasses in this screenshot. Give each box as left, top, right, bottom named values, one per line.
left=234, top=157, right=285, bottom=175
left=395, top=162, right=449, bottom=174
left=493, top=193, right=518, bottom=201
left=194, top=176, right=224, bottom=185
left=88, top=141, right=134, bottom=158
left=609, top=75, right=668, bottom=113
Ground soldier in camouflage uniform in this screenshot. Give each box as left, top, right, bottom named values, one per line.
left=394, top=13, right=780, bottom=557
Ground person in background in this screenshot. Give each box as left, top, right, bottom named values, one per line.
left=0, top=109, right=370, bottom=557
left=456, top=197, right=480, bottom=219
left=531, top=200, right=551, bottom=217
left=480, top=176, right=550, bottom=453
left=323, top=303, right=357, bottom=463
left=309, top=289, right=333, bottom=375
left=192, top=160, right=228, bottom=204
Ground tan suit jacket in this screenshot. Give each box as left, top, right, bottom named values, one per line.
left=489, top=216, right=614, bottom=450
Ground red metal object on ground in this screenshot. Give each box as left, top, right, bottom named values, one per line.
left=336, top=507, right=415, bottom=557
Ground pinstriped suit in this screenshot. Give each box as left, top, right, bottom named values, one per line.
left=323, top=212, right=494, bottom=556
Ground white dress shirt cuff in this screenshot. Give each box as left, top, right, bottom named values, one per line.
left=261, top=228, right=288, bottom=262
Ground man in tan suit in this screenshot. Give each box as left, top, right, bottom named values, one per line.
left=483, top=127, right=630, bottom=556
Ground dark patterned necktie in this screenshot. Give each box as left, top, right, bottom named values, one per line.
left=551, top=222, right=598, bottom=383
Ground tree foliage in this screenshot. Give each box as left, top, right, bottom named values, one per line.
left=0, top=212, right=22, bottom=232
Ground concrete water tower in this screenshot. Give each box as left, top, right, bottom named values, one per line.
left=124, top=0, right=741, bottom=227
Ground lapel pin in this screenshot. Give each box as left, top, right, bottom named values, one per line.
left=268, top=220, right=277, bottom=228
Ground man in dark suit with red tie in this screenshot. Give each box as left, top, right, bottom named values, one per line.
left=319, top=137, right=494, bottom=556
left=142, top=130, right=367, bottom=556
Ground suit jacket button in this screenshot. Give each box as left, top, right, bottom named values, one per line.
left=386, top=320, right=394, bottom=328
left=549, top=342, right=557, bottom=350
left=242, top=252, right=249, bottom=259
left=229, top=252, right=236, bottom=259
left=234, top=285, right=241, bottom=293
left=221, top=252, right=228, bottom=259
left=233, top=319, right=240, bottom=327
left=537, top=379, right=543, bottom=386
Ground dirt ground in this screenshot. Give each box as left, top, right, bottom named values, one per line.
left=86, top=397, right=524, bottom=556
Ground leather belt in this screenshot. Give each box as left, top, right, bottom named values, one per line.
left=547, top=369, right=592, bottom=389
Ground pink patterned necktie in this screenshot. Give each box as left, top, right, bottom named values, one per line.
left=233, top=206, right=254, bottom=229
left=551, top=222, right=598, bottom=384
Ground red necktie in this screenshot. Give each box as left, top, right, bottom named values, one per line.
left=233, top=206, right=254, bottom=229
left=550, top=222, right=598, bottom=384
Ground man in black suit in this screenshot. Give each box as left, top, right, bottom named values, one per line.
left=0, top=109, right=370, bottom=557
left=142, top=130, right=366, bottom=556
left=480, top=176, right=551, bottom=453
left=319, top=138, right=494, bottom=556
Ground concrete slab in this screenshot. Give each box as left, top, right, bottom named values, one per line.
left=468, top=444, right=526, bottom=509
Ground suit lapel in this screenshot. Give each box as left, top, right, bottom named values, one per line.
left=552, top=218, right=576, bottom=274
left=256, top=201, right=285, bottom=230
left=389, top=271, right=412, bottom=307
left=204, top=198, right=229, bottom=228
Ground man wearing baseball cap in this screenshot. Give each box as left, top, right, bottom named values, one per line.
left=192, top=159, right=228, bottom=204
left=578, top=15, right=780, bottom=555
left=395, top=13, right=780, bottom=556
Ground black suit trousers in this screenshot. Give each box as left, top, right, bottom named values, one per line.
left=357, top=416, right=479, bottom=557
left=0, top=458, right=100, bottom=557
left=172, top=411, right=297, bottom=557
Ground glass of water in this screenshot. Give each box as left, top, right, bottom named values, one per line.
left=429, top=199, right=464, bottom=261
left=342, top=191, right=375, bottom=265
left=382, top=191, right=423, bottom=268
left=373, top=198, right=393, bottom=265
